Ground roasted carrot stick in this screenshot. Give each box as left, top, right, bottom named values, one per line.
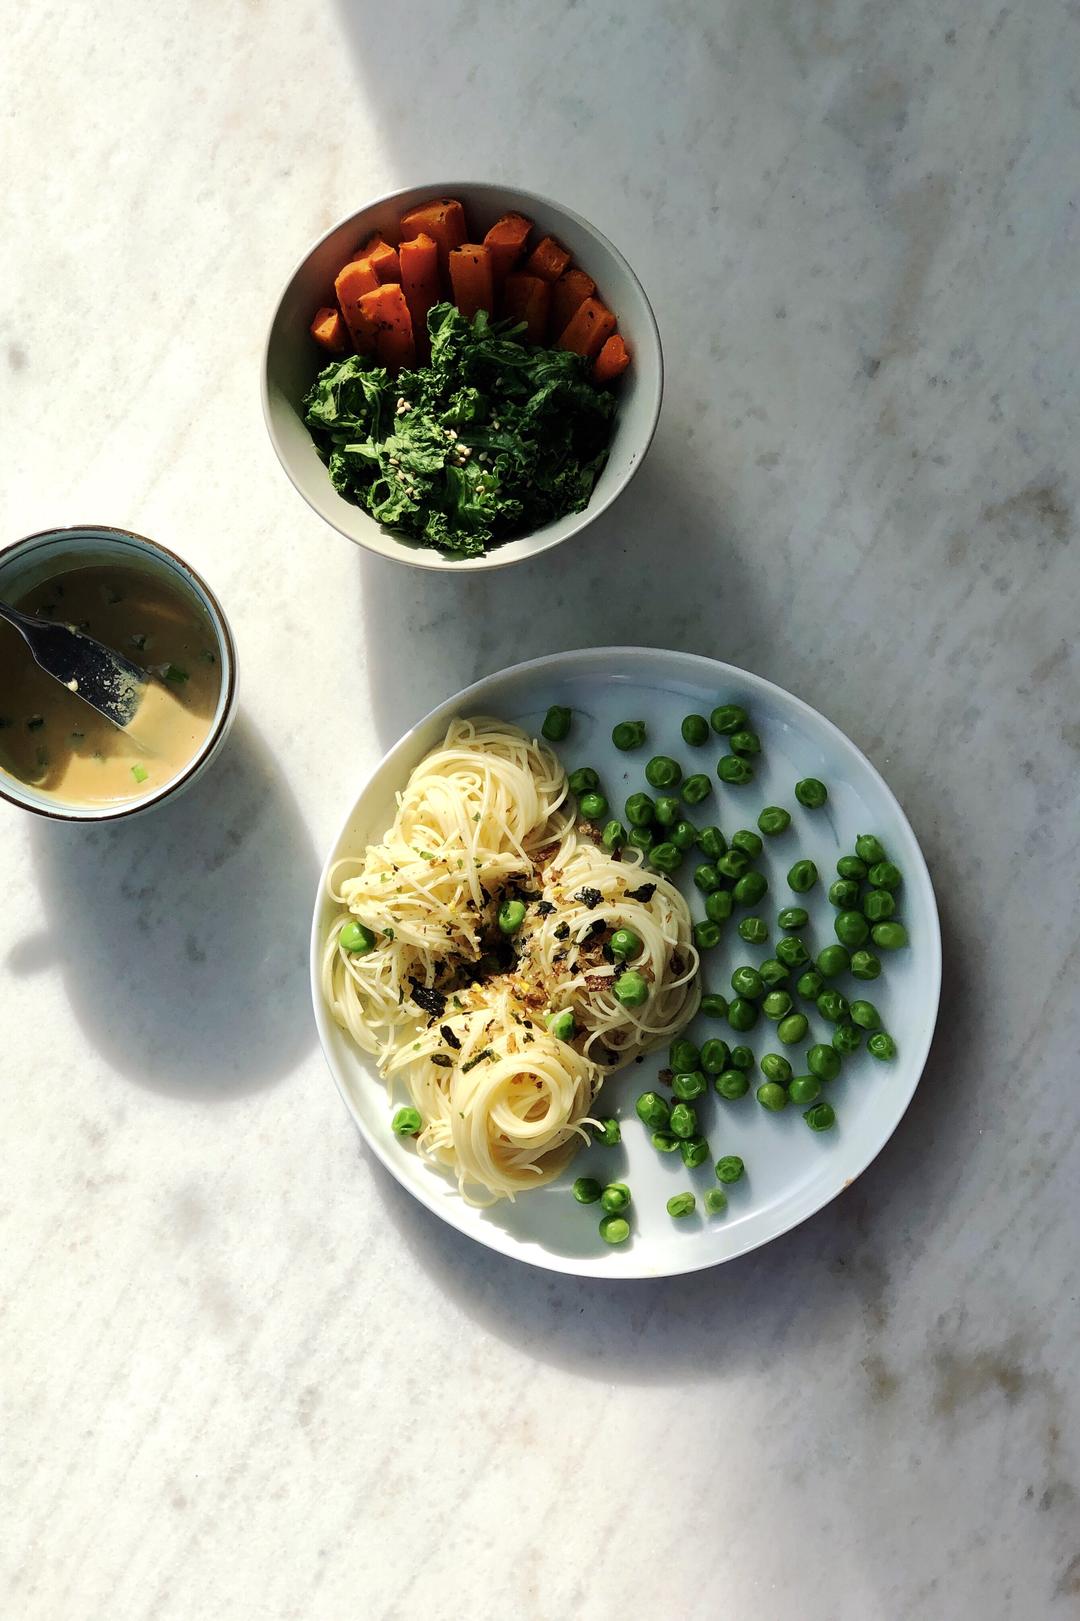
left=358, top=284, right=416, bottom=371
left=523, top=235, right=572, bottom=283
left=449, top=244, right=495, bottom=319
left=483, top=212, right=532, bottom=287
left=335, top=258, right=382, bottom=351
left=556, top=296, right=616, bottom=359
left=399, top=233, right=441, bottom=359
left=399, top=198, right=466, bottom=275
left=310, top=306, right=349, bottom=354
left=502, top=273, right=552, bottom=344
left=550, top=267, right=596, bottom=339
left=360, top=233, right=401, bottom=283
left=594, top=333, right=630, bottom=383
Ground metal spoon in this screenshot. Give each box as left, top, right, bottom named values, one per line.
left=0, top=600, right=150, bottom=729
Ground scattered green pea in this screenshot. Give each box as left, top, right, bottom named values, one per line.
left=778, top=906, right=809, bottom=931
left=612, top=721, right=646, bottom=751
left=734, top=870, right=769, bottom=906
left=863, top=889, right=896, bottom=922
left=625, top=791, right=655, bottom=826
left=788, top=1074, right=821, bottom=1105
left=797, top=969, right=825, bottom=1001
left=835, top=910, right=870, bottom=947
left=816, top=990, right=849, bottom=1023
left=709, top=703, right=747, bottom=735
left=778, top=1012, right=809, bottom=1045
left=700, top=1038, right=730, bottom=1074
left=646, top=755, right=681, bottom=789
left=833, top=1023, right=863, bottom=1055
left=706, top=890, right=734, bottom=924
left=715, top=1069, right=750, bottom=1099
left=868, top=1031, right=897, bottom=1060
left=762, top=989, right=792, bottom=1020
left=568, top=767, right=599, bottom=795
left=729, top=1045, right=754, bottom=1071
left=601, top=818, right=626, bottom=852
left=667, top=1192, right=696, bottom=1218
left=704, top=1188, right=729, bottom=1215
left=340, top=920, right=376, bottom=955
left=775, top=936, right=810, bottom=969
left=610, top=928, right=642, bottom=960
left=693, top=863, right=722, bottom=893
left=572, top=1176, right=602, bottom=1204
left=680, top=1136, right=711, bottom=1168
left=804, top=1102, right=836, bottom=1131
left=650, top=842, right=683, bottom=874
left=729, top=730, right=761, bottom=756
left=547, top=1009, right=576, bottom=1041
left=758, top=806, right=791, bottom=836
left=636, top=1091, right=670, bottom=1130
left=788, top=859, right=818, bottom=893
left=851, top=950, right=882, bottom=981
left=795, top=778, right=828, bottom=808
left=731, top=829, right=763, bottom=859
left=542, top=705, right=572, bottom=741
left=671, top=1038, right=700, bottom=1072
left=600, top=1182, right=631, bottom=1214
left=700, top=993, right=729, bottom=1018
left=682, top=714, right=710, bottom=746
left=837, top=855, right=868, bottom=881
left=727, top=997, right=759, bottom=1032
left=716, top=848, right=748, bottom=880
left=759, top=958, right=789, bottom=988
left=697, top=825, right=727, bottom=859
left=392, top=1106, right=422, bottom=1136
left=670, top=1102, right=698, bottom=1139
left=653, top=793, right=680, bottom=827
left=757, top=1081, right=788, bottom=1112
left=868, top=860, right=903, bottom=891
left=855, top=834, right=887, bottom=865
left=670, top=819, right=698, bottom=850
left=828, top=878, right=860, bottom=910
left=673, top=1069, right=708, bottom=1100
left=683, top=773, right=712, bottom=805
left=599, top=1214, right=631, bottom=1244
left=760, top=1052, right=793, bottom=1084
left=849, top=999, right=881, bottom=1030
left=627, top=826, right=654, bottom=853
left=739, top=916, right=769, bottom=945
left=652, top=1131, right=680, bottom=1152
left=718, top=755, right=754, bottom=785
left=592, top=1118, right=621, bottom=1146
left=498, top=899, right=526, bottom=935
left=816, top=944, right=851, bottom=978
left=694, top=920, right=723, bottom=950
left=578, top=790, right=608, bottom=821
left=714, top=1155, right=744, bottom=1184
left=613, top=970, right=648, bottom=1007
left=872, top=921, right=909, bottom=950
left=807, top=1043, right=842, bottom=1081
left=730, top=965, right=765, bottom=999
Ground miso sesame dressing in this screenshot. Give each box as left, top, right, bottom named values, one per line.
left=0, top=564, right=220, bottom=805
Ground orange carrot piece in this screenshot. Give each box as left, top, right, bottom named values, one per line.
left=310, top=305, right=349, bottom=354
left=399, top=198, right=467, bottom=275
left=483, top=212, right=532, bottom=287
left=502, top=273, right=552, bottom=344
left=360, top=234, right=401, bottom=282
left=550, top=267, right=596, bottom=339
left=594, top=333, right=630, bottom=384
left=335, top=258, right=382, bottom=351
left=449, top=244, right=495, bottom=319
left=557, top=296, right=616, bottom=359
left=399, top=232, right=441, bottom=359
left=358, top=284, right=416, bottom=371
left=523, top=235, right=572, bottom=283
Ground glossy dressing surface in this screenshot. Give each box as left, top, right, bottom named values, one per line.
left=0, top=563, right=220, bottom=806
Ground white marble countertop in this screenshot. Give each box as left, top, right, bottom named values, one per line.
left=4, top=2, right=1078, bottom=1616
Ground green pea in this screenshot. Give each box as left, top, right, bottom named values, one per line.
left=541, top=705, right=572, bottom=742
left=855, top=834, right=887, bottom=865
left=636, top=1091, right=670, bottom=1130
left=804, top=1102, right=836, bottom=1132
left=816, top=990, right=849, bottom=1023
left=757, top=1081, right=787, bottom=1112
left=837, top=855, right=868, bottom=881
left=760, top=1052, right=793, bottom=1084
left=625, top=791, right=655, bottom=827
left=715, top=1069, right=749, bottom=1099
left=670, top=1102, right=697, bottom=1139
left=652, top=1131, right=680, bottom=1152
left=775, top=935, right=809, bottom=969
left=627, top=826, right=654, bottom=853
left=694, top=919, right=723, bottom=950
left=547, top=1009, right=576, bottom=1041
left=682, top=714, right=710, bottom=746
left=646, top=755, right=681, bottom=789
left=778, top=906, right=809, bottom=931
left=592, top=1117, right=620, bottom=1146
left=759, top=958, right=789, bottom=988
left=795, top=777, right=828, bottom=808
left=762, top=989, right=792, bottom=1020
left=758, top=806, right=791, bottom=836
left=727, top=997, right=759, bottom=1032
left=706, top=890, right=734, bottom=924
left=729, top=1045, right=754, bottom=1071
left=729, top=730, right=760, bottom=757
left=868, top=1031, right=897, bottom=1060
left=568, top=767, right=600, bottom=795
left=730, top=965, right=765, bottom=999
left=613, top=970, right=648, bottom=1007
left=835, top=910, right=870, bottom=947
left=683, top=773, right=711, bottom=805
left=833, top=1023, right=863, bottom=1055
left=612, top=721, right=646, bottom=751
left=816, top=944, right=851, bottom=978
left=670, top=1038, right=700, bottom=1072
left=788, top=1074, right=820, bottom=1105
left=731, top=829, right=764, bottom=859
left=693, top=862, right=722, bottom=893
left=734, top=870, right=768, bottom=906
left=715, top=1155, right=744, bottom=1184
left=700, top=1038, right=730, bottom=1074
left=863, top=889, right=896, bottom=922
left=787, top=859, right=818, bottom=893
left=572, top=1176, right=602, bottom=1204
left=340, top=920, right=376, bottom=955
left=670, top=819, right=698, bottom=850
left=777, top=1013, right=809, bottom=1046
left=849, top=999, right=880, bottom=1029
left=716, top=848, right=748, bottom=880
left=653, top=793, right=681, bottom=827
left=601, top=819, right=626, bottom=852
left=709, top=703, right=747, bottom=735
left=498, top=899, right=526, bottom=935
left=650, top=841, right=682, bottom=874
left=872, top=921, right=909, bottom=950
left=599, top=1214, right=631, bottom=1244
left=717, top=754, right=754, bottom=785
left=600, top=1181, right=631, bottom=1214
left=700, top=993, right=729, bottom=1018
left=739, top=916, right=769, bottom=945
left=807, top=1043, right=841, bottom=1082
left=851, top=950, right=882, bottom=981
left=704, top=1188, right=729, bottom=1215
left=667, top=1192, right=696, bottom=1218
left=868, top=860, right=902, bottom=891
left=697, top=825, right=727, bottom=858
left=797, top=969, right=825, bottom=1001
left=673, top=1069, right=708, bottom=1100
left=610, top=928, right=642, bottom=960
left=828, top=878, right=861, bottom=909
left=578, top=791, right=609, bottom=821
left=392, top=1106, right=422, bottom=1136
left=680, top=1136, right=711, bottom=1169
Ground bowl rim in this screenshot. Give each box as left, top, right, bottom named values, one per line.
left=0, top=523, right=239, bottom=824
left=261, top=179, right=664, bottom=574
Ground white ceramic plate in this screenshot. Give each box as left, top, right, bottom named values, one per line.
left=311, top=649, right=941, bottom=1278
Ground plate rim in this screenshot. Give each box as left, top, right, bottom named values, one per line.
left=309, top=646, right=942, bottom=1279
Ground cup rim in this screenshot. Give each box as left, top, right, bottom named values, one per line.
left=0, top=524, right=239, bottom=823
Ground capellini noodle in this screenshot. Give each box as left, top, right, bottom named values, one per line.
left=321, top=717, right=699, bottom=1205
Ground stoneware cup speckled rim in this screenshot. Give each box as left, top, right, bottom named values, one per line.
left=262, top=180, right=664, bottom=573
left=0, top=525, right=239, bottom=823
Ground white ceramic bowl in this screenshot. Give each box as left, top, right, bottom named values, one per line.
left=311, top=647, right=942, bottom=1279
left=0, top=525, right=238, bottom=822
left=262, top=181, right=663, bottom=572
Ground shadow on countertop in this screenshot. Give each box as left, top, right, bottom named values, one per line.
left=8, top=712, right=318, bottom=1100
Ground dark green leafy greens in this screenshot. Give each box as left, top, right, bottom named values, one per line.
left=302, top=303, right=617, bottom=558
